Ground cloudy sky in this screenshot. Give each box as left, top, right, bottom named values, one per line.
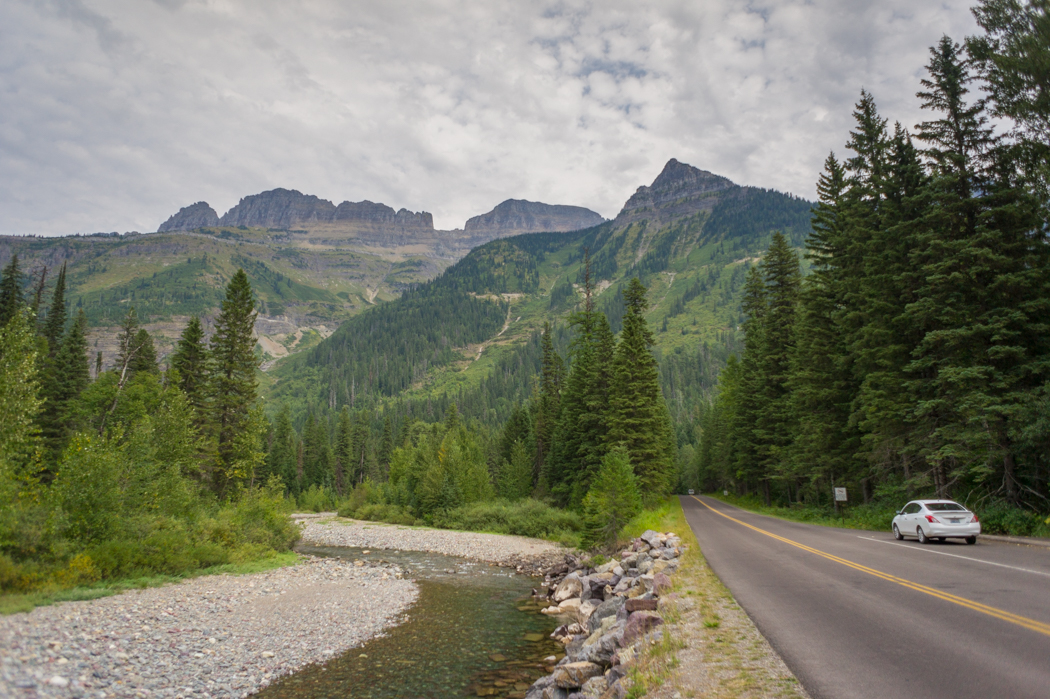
left=2, top=0, right=979, bottom=235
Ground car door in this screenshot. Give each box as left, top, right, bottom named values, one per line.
left=901, top=502, right=920, bottom=534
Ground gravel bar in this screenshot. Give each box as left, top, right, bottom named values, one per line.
left=0, top=557, right=416, bottom=699
left=300, top=518, right=565, bottom=565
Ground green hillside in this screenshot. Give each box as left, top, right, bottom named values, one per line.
left=267, top=185, right=813, bottom=447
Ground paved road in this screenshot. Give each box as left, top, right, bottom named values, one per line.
left=680, top=495, right=1050, bottom=699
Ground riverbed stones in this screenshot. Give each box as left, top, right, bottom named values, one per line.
left=552, top=662, right=603, bottom=688
left=553, top=574, right=583, bottom=603
left=622, top=611, right=665, bottom=646
left=587, top=596, right=625, bottom=632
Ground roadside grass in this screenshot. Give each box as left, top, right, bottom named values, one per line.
left=0, top=551, right=300, bottom=616
left=707, top=492, right=896, bottom=533
left=620, top=498, right=807, bottom=699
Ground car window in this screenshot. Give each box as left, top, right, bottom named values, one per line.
left=926, top=503, right=965, bottom=511
left=904, top=503, right=920, bottom=514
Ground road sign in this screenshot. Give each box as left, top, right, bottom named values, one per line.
left=834, top=487, right=848, bottom=502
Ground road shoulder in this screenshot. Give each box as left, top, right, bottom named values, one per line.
left=632, top=499, right=809, bottom=699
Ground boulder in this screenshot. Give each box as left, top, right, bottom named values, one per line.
left=639, top=530, right=662, bottom=547
left=580, top=599, right=600, bottom=621
left=624, top=598, right=658, bottom=613
left=576, top=625, right=624, bottom=666
left=552, top=662, right=603, bottom=688
left=636, top=557, right=653, bottom=575
left=580, top=676, right=606, bottom=699
left=653, top=573, right=672, bottom=595
left=554, top=574, right=583, bottom=603
left=559, top=598, right=582, bottom=613
left=622, top=611, right=664, bottom=646
left=595, top=560, right=618, bottom=575
left=587, top=596, right=625, bottom=633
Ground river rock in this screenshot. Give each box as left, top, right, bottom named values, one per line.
left=552, top=662, right=603, bottom=688
left=624, top=598, right=658, bottom=612
left=579, top=676, right=606, bottom=698
left=559, top=598, right=582, bottom=613
left=622, top=611, right=664, bottom=646
left=595, top=560, right=618, bottom=575
left=587, top=597, right=625, bottom=633
left=653, top=572, right=672, bottom=595
left=553, top=573, right=583, bottom=603
left=640, top=530, right=662, bottom=547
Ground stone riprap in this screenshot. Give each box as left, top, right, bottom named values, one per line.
left=300, top=518, right=565, bottom=567
left=0, top=557, right=414, bottom=699
left=528, top=529, right=684, bottom=699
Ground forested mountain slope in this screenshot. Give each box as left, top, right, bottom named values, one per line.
left=268, top=159, right=814, bottom=451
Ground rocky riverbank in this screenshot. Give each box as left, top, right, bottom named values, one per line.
left=0, top=557, right=414, bottom=699
left=527, top=530, right=684, bottom=699
left=299, top=518, right=566, bottom=571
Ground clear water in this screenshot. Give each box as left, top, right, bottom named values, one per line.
left=253, top=546, right=562, bottom=699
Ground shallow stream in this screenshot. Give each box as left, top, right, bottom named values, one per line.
left=253, top=546, right=562, bottom=699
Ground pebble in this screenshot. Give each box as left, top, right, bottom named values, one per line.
left=0, top=557, right=417, bottom=698
left=300, top=518, right=563, bottom=565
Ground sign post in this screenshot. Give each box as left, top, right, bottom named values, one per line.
left=833, top=487, right=847, bottom=519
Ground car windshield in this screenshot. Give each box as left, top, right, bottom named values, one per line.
left=925, top=503, right=965, bottom=511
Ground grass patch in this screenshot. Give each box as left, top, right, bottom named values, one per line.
left=0, top=551, right=300, bottom=615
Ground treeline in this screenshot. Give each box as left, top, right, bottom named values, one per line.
left=0, top=261, right=296, bottom=593
left=693, top=10, right=1050, bottom=514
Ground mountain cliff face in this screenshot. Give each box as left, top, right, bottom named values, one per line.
left=464, top=200, right=605, bottom=240
left=157, top=202, right=219, bottom=232
left=616, top=159, right=735, bottom=226
left=334, top=200, right=434, bottom=232
left=217, top=189, right=338, bottom=229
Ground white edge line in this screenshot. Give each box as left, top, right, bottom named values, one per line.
left=857, top=536, right=1050, bottom=578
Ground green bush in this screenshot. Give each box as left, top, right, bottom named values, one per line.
left=979, top=504, right=1045, bottom=536
left=352, top=503, right=419, bottom=526
left=582, top=447, right=642, bottom=550
left=297, top=484, right=338, bottom=513
left=432, top=498, right=582, bottom=543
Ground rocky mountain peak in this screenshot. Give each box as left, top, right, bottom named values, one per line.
left=464, top=199, right=605, bottom=241
left=616, top=159, right=736, bottom=225
left=218, top=188, right=337, bottom=229
left=157, top=201, right=219, bottom=232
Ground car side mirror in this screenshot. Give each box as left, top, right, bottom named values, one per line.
left=895, top=510, right=902, bottom=515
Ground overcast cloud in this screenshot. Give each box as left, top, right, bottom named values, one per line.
left=1, top=0, right=979, bottom=235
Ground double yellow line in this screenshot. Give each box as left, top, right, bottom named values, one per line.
left=691, top=496, right=1050, bottom=638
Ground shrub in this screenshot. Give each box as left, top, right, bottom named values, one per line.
left=433, top=499, right=582, bottom=542
left=979, top=504, right=1044, bottom=536
left=297, top=484, right=337, bottom=513
left=582, top=447, right=642, bottom=550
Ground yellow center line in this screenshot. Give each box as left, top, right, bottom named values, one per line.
left=690, top=496, right=1050, bottom=638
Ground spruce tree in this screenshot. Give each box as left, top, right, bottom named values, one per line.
left=581, top=447, right=641, bottom=549
left=128, top=329, right=159, bottom=376
left=607, top=277, right=676, bottom=499
left=336, top=406, right=354, bottom=494
left=732, top=265, right=767, bottom=494
left=209, top=269, right=260, bottom=493
left=266, top=404, right=299, bottom=494
left=533, top=322, right=564, bottom=485
left=908, top=36, right=1049, bottom=500
left=39, top=309, right=90, bottom=461
left=42, top=263, right=67, bottom=355
left=0, top=255, right=23, bottom=328
left=170, top=316, right=208, bottom=423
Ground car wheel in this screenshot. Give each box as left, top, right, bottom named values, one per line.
left=917, top=526, right=930, bottom=544
left=965, top=536, right=977, bottom=545
left=893, top=524, right=904, bottom=540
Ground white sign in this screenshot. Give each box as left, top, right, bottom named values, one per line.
left=723, top=490, right=728, bottom=496
left=834, top=487, right=848, bottom=502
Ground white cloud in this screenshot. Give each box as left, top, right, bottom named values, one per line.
left=0, top=0, right=979, bottom=234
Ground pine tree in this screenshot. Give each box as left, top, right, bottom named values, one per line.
left=170, top=316, right=208, bottom=424
left=378, top=413, right=394, bottom=469
left=209, top=269, right=260, bottom=493
left=581, top=447, right=641, bottom=549
left=732, top=265, right=767, bottom=493
left=607, top=277, right=676, bottom=499
left=301, top=413, right=332, bottom=489
left=908, top=36, right=1050, bottom=501
left=42, top=263, right=67, bottom=355
left=335, top=406, right=354, bottom=494
left=128, top=329, right=159, bottom=376
left=266, top=404, right=299, bottom=493
left=0, top=255, right=23, bottom=328
left=0, top=308, right=42, bottom=473
left=533, top=322, right=564, bottom=486
left=39, top=309, right=90, bottom=461
left=498, top=439, right=533, bottom=501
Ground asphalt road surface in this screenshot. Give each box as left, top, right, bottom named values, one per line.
left=680, top=495, right=1050, bottom=699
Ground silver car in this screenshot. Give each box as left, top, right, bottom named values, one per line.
left=892, top=499, right=980, bottom=545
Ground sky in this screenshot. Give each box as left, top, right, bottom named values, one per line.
left=1, top=0, right=980, bottom=235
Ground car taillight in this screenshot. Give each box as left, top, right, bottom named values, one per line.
left=970, top=513, right=979, bottom=523
left=925, top=515, right=941, bottom=523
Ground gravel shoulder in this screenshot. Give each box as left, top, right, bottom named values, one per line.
left=0, top=556, right=416, bottom=699
left=299, top=516, right=566, bottom=566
